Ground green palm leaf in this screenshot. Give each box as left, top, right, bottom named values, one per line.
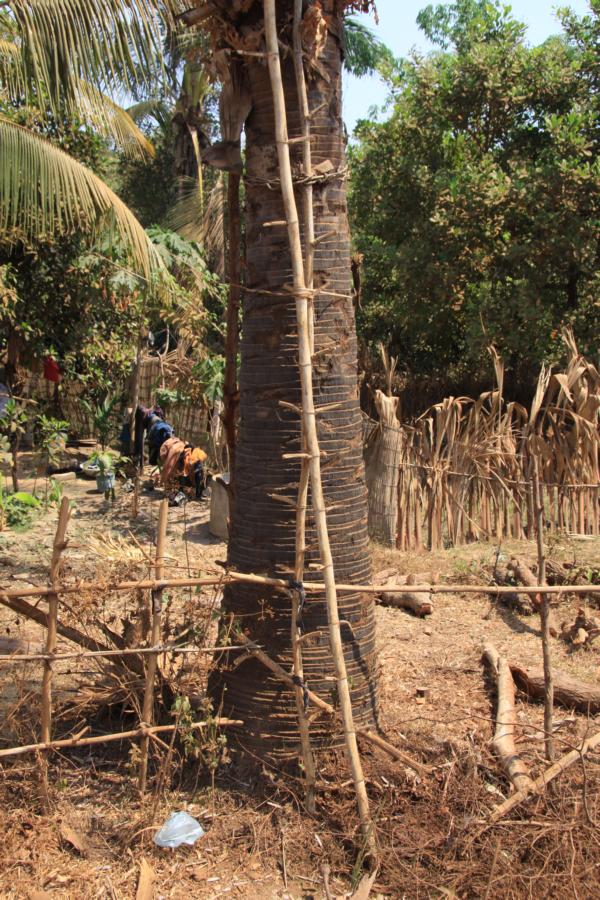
left=5, top=0, right=181, bottom=117
left=127, top=98, right=172, bottom=130
left=74, top=80, right=156, bottom=158
left=0, top=36, right=25, bottom=100
left=0, top=115, right=163, bottom=278
left=167, top=175, right=225, bottom=256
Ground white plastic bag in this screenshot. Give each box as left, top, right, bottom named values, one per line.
left=153, top=811, right=205, bottom=848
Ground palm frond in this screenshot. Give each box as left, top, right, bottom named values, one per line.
left=5, top=0, right=182, bottom=117
left=0, top=115, right=163, bottom=279
left=167, top=175, right=225, bottom=260
left=74, top=80, right=155, bottom=158
left=0, top=37, right=24, bottom=99
left=127, top=98, right=172, bottom=130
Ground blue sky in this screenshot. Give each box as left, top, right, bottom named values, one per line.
left=343, top=0, right=593, bottom=133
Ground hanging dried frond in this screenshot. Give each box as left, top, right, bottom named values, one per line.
left=167, top=174, right=225, bottom=259
left=301, top=2, right=330, bottom=64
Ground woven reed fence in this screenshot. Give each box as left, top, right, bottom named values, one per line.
left=137, top=354, right=209, bottom=449
left=17, top=352, right=209, bottom=449
left=366, top=333, right=600, bottom=550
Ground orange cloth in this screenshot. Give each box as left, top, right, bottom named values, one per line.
left=159, top=437, right=185, bottom=484
left=182, top=446, right=207, bottom=479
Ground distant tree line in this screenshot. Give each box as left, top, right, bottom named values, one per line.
left=349, top=0, right=600, bottom=408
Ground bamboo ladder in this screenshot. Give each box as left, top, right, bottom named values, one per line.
left=263, top=0, right=376, bottom=857
left=288, top=0, right=318, bottom=814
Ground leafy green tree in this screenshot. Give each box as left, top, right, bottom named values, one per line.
left=349, top=0, right=600, bottom=397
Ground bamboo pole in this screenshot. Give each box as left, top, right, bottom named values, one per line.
left=490, top=728, right=600, bottom=823
left=129, top=326, right=145, bottom=519
left=223, top=170, right=241, bottom=492
left=2, top=575, right=600, bottom=603
left=357, top=730, right=432, bottom=776
left=139, top=498, right=168, bottom=792
left=292, top=0, right=315, bottom=344
left=264, top=0, right=376, bottom=855
left=0, top=718, right=243, bottom=760
left=532, top=458, right=554, bottom=762
left=291, top=0, right=317, bottom=815
left=0, top=644, right=250, bottom=664
left=40, top=497, right=71, bottom=744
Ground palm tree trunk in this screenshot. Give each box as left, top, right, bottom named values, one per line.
left=210, top=0, right=378, bottom=756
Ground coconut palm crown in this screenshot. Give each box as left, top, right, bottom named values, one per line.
left=0, top=1, right=187, bottom=276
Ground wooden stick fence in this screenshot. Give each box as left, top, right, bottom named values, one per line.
left=1, top=504, right=599, bottom=791
left=40, top=497, right=71, bottom=744
left=3, top=575, right=599, bottom=602
left=139, top=497, right=167, bottom=791
left=0, top=719, right=244, bottom=760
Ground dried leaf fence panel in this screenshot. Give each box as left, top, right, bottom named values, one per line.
left=364, top=332, right=599, bottom=549
left=170, top=402, right=209, bottom=450
left=138, top=356, right=163, bottom=408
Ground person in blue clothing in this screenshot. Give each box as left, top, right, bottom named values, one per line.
left=128, top=405, right=172, bottom=467
left=146, top=413, right=173, bottom=464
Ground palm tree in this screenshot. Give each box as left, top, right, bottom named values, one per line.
left=1, top=0, right=380, bottom=758
left=192, top=0, right=379, bottom=754
left=0, top=0, right=179, bottom=277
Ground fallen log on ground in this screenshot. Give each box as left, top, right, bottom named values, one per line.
left=492, top=572, right=534, bottom=615
left=560, top=608, right=600, bottom=648
left=0, top=592, right=126, bottom=663
left=482, top=645, right=533, bottom=793
left=0, top=592, right=149, bottom=682
left=375, top=570, right=435, bottom=617
left=509, top=663, right=600, bottom=714
left=490, top=728, right=600, bottom=823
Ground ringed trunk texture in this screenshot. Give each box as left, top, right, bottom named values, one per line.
left=211, top=2, right=378, bottom=756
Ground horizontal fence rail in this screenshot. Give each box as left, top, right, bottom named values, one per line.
left=1, top=497, right=599, bottom=772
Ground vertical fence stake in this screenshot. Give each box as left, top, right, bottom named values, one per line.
left=129, top=325, right=145, bottom=521
left=40, top=497, right=71, bottom=744
left=532, top=455, right=554, bottom=762
left=139, top=498, right=168, bottom=793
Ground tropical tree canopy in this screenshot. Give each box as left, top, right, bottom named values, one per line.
left=349, top=0, right=600, bottom=400
left=0, top=0, right=187, bottom=277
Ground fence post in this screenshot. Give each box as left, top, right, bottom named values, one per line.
left=40, top=497, right=71, bottom=743
left=138, top=498, right=168, bottom=792
left=532, top=457, right=554, bottom=762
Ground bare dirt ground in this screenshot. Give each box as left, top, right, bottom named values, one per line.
left=1, top=473, right=599, bottom=899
